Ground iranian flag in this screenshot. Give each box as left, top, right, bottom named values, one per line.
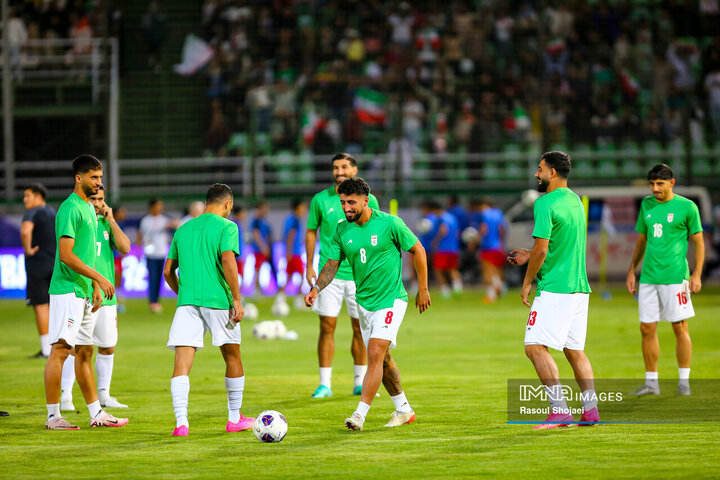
left=354, top=87, right=387, bottom=125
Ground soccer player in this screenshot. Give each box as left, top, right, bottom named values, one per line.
left=61, top=186, right=131, bottom=410
left=281, top=198, right=307, bottom=308
left=474, top=198, right=507, bottom=303
left=163, top=183, right=253, bottom=436
left=508, top=151, right=598, bottom=429
left=626, top=164, right=704, bottom=396
left=250, top=200, right=273, bottom=295
left=305, top=177, right=431, bottom=430
left=230, top=204, right=246, bottom=276
left=21, top=183, right=56, bottom=358
left=431, top=203, right=462, bottom=298
left=305, top=153, right=380, bottom=398
left=43, top=154, right=127, bottom=430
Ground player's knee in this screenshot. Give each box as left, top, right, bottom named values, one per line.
left=671, top=321, right=690, bottom=337
left=319, top=318, right=336, bottom=335
left=640, top=323, right=657, bottom=336
left=367, top=343, right=386, bottom=362
left=524, top=344, right=543, bottom=360
left=75, top=346, right=93, bottom=362
left=98, top=346, right=114, bottom=355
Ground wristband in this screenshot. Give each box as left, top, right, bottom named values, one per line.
left=310, top=284, right=319, bottom=293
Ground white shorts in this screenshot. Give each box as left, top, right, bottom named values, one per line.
left=357, top=299, right=407, bottom=349
left=312, top=278, right=359, bottom=318
left=524, top=291, right=589, bottom=351
left=167, top=305, right=241, bottom=350
left=638, top=281, right=695, bottom=323
left=93, top=305, right=118, bottom=348
left=49, top=293, right=97, bottom=348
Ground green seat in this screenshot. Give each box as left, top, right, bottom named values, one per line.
left=596, top=143, right=618, bottom=178
left=503, top=143, right=526, bottom=179
left=573, top=143, right=595, bottom=179
left=273, top=150, right=295, bottom=184
left=482, top=157, right=503, bottom=181
left=691, top=142, right=713, bottom=176
left=412, top=149, right=431, bottom=182
left=620, top=141, right=642, bottom=177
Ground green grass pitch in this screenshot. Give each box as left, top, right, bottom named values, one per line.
left=1, top=286, right=719, bottom=479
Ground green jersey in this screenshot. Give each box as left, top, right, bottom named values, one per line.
left=307, top=186, right=380, bottom=281
left=531, top=188, right=591, bottom=294
left=635, top=194, right=702, bottom=285
left=167, top=213, right=239, bottom=309
left=328, top=209, right=418, bottom=311
left=49, top=192, right=98, bottom=299
left=96, top=217, right=117, bottom=306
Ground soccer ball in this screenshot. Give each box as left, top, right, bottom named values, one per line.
left=271, top=300, right=290, bottom=317
left=252, top=321, right=276, bottom=340
left=461, top=226, right=479, bottom=244
left=244, top=302, right=259, bottom=321
left=417, top=218, right=434, bottom=234
left=271, top=320, right=288, bottom=339
left=253, top=410, right=288, bottom=443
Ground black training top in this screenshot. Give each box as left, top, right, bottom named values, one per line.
left=22, top=205, right=57, bottom=266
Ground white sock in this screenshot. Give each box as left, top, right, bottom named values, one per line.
left=353, top=365, right=367, bottom=388
left=485, top=285, right=497, bottom=300
left=390, top=391, right=413, bottom=413
left=440, top=285, right=451, bottom=296
left=354, top=401, right=371, bottom=419
left=581, top=389, right=598, bottom=411
left=171, top=375, right=190, bottom=428
left=40, top=334, right=50, bottom=357
left=87, top=400, right=102, bottom=418
left=452, top=279, right=463, bottom=292
left=96, top=353, right=114, bottom=397
left=61, top=355, right=76, bottom=395
left=46, top=403, right=60, bottom=421
left=225, top=376, right=245, bottom=423
left=319, top=367, right=332, bottom=389
left=545, top=384, right=569, bottom=412
left=645, top=371, right=659, bottom=385
left=679, top=368, right=690, bottom=384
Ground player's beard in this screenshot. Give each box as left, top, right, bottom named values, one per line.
left=82, top=181, right=99, bottom=197
left=345, top=207, right=363, bottom=223
left=537, top=177, right=550, bottom=192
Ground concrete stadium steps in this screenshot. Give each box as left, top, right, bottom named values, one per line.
left=119, top=0, right=205, bottom=159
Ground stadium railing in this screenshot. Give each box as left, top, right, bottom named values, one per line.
left=2, top=145, right=720, bottom=206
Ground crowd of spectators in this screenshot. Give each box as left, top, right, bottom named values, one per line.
left=5, top=0, right=115, bottom=73
left=199, top=0, right=720, bottom=159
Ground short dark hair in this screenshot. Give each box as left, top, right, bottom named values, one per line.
left=421, top=198, right=441, bottom=210
left=72, top=154, right=102, bottom=176
left=25, top=183, right=48, bottom=200
left=232, top=205, right=244, bottom=215
left=291, top=198, right=305, bottom=210
left=541, top=151, right=571, bottom=179
left=206, top=183, right=232, bottom=204
left=148, top=197, right=161, bottom=207
left=337, top=176, right=370, bottom=197
left=647, top=164, right=674, bottom=181
left=331, top=152, right=357, bottom=167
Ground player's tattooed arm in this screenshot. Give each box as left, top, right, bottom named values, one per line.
left=315, top=259, right=340, bottom=292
